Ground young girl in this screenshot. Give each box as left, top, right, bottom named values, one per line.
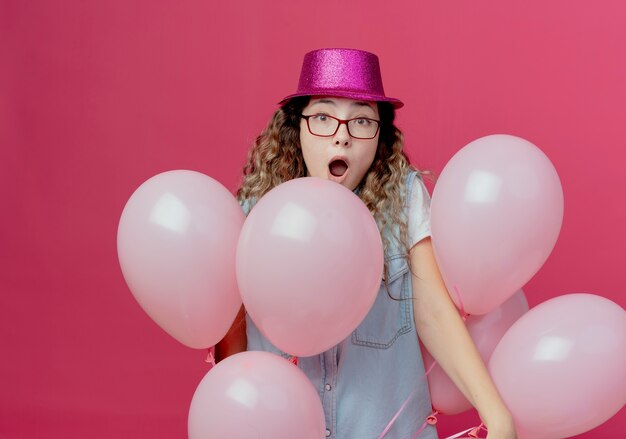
left=217, top=48, right=517, bottom=439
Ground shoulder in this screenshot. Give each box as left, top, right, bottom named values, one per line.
left=406, top=170, right=432, bottom=249
left=405, top=170, right=431, bottom=209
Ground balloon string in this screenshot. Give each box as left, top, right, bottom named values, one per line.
left=424, top=358, right=437, bottom=377
left=468, top=423, right=486, bottom=438
left=377, top=359, right=438, bottom=438
left=410, top=410, right=439, bottom=439
left=445, top=427, right=474, bottom=439
left=444, top=423, right=486, bottom=439
left=409, top=417, right=430, bottom=439
left=205, top=347, right=216, bottom=366
left=377, top=387, right=419, bottom=438
left=445, top=426, right=476, bottom=439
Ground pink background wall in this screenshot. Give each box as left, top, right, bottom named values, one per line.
left=1, top=1, right=624, bottom=437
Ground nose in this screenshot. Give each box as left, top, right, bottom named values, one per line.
left=333, top=122, right=351, bottom=147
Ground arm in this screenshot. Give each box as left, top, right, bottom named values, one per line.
left=214, top=304, right=247, bottom=362
left=410, top=237, right=517, bottom=438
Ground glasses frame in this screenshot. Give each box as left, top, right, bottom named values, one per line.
left=301, top=114, right=381, bottom=140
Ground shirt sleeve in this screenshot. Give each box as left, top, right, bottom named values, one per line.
left=408, top=175, right=432, bottom=249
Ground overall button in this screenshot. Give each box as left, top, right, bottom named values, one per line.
left=325, top=429, right=331, bottom=437
left=325, top=384, right=332, bottom=391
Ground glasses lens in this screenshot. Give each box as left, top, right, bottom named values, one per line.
left=348, top=118, right=379, bottom=139
left=307, top=115, right=339, bottom=136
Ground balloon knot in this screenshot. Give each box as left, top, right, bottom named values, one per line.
left=289, top=356, right=299, bottom=366
left=205, top=347, right=216, bottom=366
left=468, top=423, right=486, bottom=438
left=426, top=410, right=439, bottom=425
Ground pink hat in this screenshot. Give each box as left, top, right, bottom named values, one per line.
left=279, top=48, right=403, bottom=109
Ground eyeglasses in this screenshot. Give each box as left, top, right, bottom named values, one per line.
left=301, top=114, right=381, bottom=140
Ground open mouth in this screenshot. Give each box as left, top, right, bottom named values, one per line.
left=329, top=158, right=349, bottom=177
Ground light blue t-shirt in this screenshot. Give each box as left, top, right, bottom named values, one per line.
left=243, top=171, right=438, bottom=439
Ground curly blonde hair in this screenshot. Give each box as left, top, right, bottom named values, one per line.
left=237, top=97, right=425, bottom=280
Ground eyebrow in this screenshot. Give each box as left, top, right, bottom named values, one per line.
left=352, top=101, right=376, bottom=110
left=311, top=99, right=376, bottom=110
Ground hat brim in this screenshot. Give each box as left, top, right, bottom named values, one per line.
left=278, top=90, right=404, bottom=109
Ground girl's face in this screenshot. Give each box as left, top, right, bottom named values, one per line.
left=299, top=97, right=380, bottom=191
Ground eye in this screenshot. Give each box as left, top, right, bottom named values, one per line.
left=312, top=113, right=329, bottom=122
left=354, top=118, right=371, bottom=126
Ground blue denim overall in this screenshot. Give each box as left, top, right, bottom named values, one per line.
left=243, top=171, right=438, bottom=439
